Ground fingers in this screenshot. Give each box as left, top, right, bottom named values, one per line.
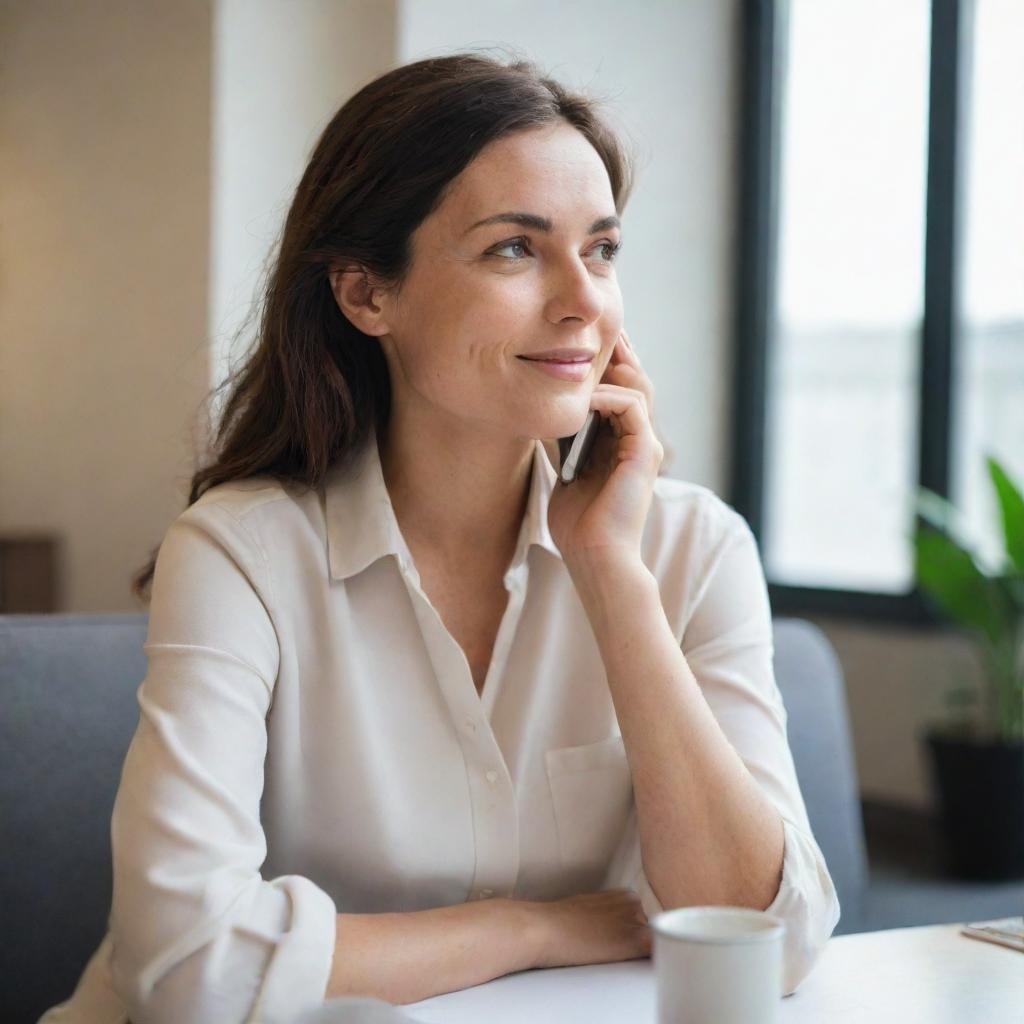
left=617, top=329, right=641, bottom=365
left=592, top=383, right=650, bottom=419
left=588, top=388, right=663, bottom=459
left=604, top=331, right=655, bottom=422
left=609, top=333, right=635, bottom=370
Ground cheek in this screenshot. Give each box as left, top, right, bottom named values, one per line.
left=402, top=317, right=504, bottom=396
left=473, top=271, right=537, bottom=313
left=459, top=303, right=531, bottom=365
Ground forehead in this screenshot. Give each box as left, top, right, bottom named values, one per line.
left=437, top=123, right=615, bottom=232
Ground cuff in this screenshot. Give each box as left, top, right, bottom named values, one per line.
left=250, top=875, right=339, bottom=1024
left=764, top=817, right=842, bottom=996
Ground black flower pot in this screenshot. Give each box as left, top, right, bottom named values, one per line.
left=924, top=729, right=1024, bottom=880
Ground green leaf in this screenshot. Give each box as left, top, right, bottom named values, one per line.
left=914, top=487, right=973, bottom=546
left=914, top=528, right=1010, bottom=647
left=987, top=454, right=1024, bottom=574
left=978, top=579, right=1019, bottom=649
left=1001, top=574, right=1024, bottom=613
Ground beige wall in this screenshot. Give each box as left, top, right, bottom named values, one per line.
left=0, top=0, right=396, bottom=612
left=0, top=0, right=214, bottom=611
left=0, top=0, right=968, bottom=811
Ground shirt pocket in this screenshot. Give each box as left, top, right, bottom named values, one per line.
left=544, top=734, right=635, bottom=884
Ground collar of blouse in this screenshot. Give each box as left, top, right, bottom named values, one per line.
left=323, top=424, right=563, bottom=584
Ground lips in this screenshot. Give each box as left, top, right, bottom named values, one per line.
left=517, top=347, right=596, bottom=363
left=518, top=356, right=593, bottom=381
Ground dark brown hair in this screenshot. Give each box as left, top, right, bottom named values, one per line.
left=132, top=49, right=645, bottom=604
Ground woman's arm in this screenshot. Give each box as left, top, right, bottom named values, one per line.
left=326, top=898, right=540, bottom=1004
left=570, top=548, right=787, bottom=912
left=108, top=502, right=338, bottom=1024
left=569, top=505, right=841, bottom=996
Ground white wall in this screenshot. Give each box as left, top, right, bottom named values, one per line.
left=210, top=0, right=396, bottom=410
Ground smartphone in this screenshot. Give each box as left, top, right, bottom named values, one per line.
left=961, top=916, right=1024, bottom=952
left=556, top=410, right=603, bottom=484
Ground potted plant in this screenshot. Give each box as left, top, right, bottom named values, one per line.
left=913, top=453, right=1024, bottom=880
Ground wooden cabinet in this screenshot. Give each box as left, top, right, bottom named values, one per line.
left=0, top=534, right=59, bottom=612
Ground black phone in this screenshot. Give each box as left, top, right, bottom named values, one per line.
left=556, top=410, right=602, bottom=484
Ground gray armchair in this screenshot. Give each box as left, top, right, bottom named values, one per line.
left=0, top=613, right=868, bottom=1024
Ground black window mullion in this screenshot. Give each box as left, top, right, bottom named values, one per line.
left=919, top=0, right=970, bottom=509
left=730, top=0, right=784, bottom=545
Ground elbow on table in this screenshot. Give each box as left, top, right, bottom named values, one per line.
left=110, top=932, right=307, bottom=1024
left=108, top=874, right=338, bottom=1024
left=108, top=936, right=260, bottom=1024
left=108, top=940, right=183, bottom=1024
left=759, top=816, right=843, bottom=997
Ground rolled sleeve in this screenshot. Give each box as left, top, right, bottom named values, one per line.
left=673, top=504, right=841, bottom=994
left=108, top=501, right=337, bottom=1024
left=764, top=818, right=841, bottom=996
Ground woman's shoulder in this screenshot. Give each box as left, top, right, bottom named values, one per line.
left=190, top=473, right=300, bottom=517
left=650, top=474, right=751, bottom=543
left=172, top=473, right=324, bottom=547
left=644, top=474, right=755, bottom=585
left=643, top=476, right=764, bottom=630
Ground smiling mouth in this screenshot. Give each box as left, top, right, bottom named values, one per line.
left=516, top=356, right=594, bottom=364
left=516, top=357, right=593, bottom=381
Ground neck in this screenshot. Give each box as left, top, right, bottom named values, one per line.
left=377, top=409, right=536, bottom=572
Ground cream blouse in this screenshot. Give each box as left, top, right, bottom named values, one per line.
left=41, top=426, right=840, bottom=1024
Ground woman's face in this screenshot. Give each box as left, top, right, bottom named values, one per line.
left=374, top=121, right=624, bottom=444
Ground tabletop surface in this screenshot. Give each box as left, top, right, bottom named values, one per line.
left=398, top=923, right=1022, bottom=1024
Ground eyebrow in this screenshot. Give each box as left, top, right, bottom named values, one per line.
left=464, top=211, right=621, bottom=236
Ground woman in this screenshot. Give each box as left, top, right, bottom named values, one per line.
left=41, top=52, right=839, bottom=1024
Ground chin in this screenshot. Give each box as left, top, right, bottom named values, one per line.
left=504, top=394, right=593, bottom=443
left=530, top=413, right=591, bottom=443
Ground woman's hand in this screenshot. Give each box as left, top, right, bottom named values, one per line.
left=527, top=889, right=653, bottom=969
left=547, top=328, right=664, bottom=573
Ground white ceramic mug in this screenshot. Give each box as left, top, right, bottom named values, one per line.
left=650, top=905, right=785, bottom=1024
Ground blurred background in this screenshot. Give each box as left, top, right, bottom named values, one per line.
left=2, top=0, right=1022, bottom=931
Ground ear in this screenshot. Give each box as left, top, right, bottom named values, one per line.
left=328, top=264, right=393, bottom=337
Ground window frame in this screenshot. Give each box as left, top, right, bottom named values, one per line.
left=730, top=0, right=973, bottom=625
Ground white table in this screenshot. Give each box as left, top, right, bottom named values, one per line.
left=399, top=924, right=1022, bottom=1024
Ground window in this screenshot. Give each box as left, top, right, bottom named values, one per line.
left=731, top=0, right=1022, bottom=622
left=952, top=0, right=1024, bottom=574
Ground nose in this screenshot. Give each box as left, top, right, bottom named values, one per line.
left=543, top=254, right=605, bottom=325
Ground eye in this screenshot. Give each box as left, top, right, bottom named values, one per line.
left=488, top=237, right=532, bottom=261
left=594, top=239, right=623, bottom=264
left=486, top=237, right=624, bottom=265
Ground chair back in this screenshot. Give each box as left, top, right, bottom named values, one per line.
left=0, top=613, right=148, bottom=1024
left=773, top=617, right=869, bottom=935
